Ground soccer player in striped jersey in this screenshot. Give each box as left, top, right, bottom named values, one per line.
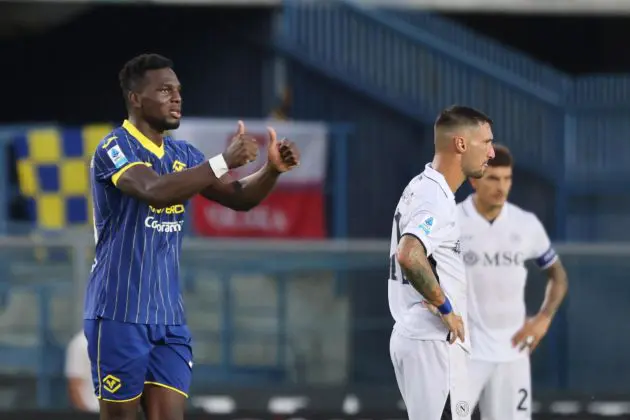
left=84, top=53, right=300, bottom=420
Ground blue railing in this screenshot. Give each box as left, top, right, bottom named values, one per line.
left=0, top=239, right=628, bottom=408
left=279, top=0, right=628, bottom=186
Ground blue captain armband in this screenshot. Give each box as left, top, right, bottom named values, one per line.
left=536, top=247, right=557, bottom=269
left=438, top=297, right=452, bottom=315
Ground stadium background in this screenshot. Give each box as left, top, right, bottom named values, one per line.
left=0, top=0, right=628, bottom=418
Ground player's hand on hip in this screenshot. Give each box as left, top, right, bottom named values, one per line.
left=441, top=312, right=465, bottom=345
left=421, top=300, right=440, bottom=316
left=511, top=313, right=551, bottom=353
left=266, top=126, right=300, bottom=173
left=223, top=120, right=259, bottom=169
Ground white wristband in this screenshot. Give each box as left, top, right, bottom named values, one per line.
left=208, top=154, right=229, bottom=178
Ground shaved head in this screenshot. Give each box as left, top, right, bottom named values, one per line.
left=433, top=105, right=495, bottom=179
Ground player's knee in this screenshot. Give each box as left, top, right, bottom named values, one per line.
left=99, top=400, right=140, bottom=420
left=142, top=384, right=186, bottom=420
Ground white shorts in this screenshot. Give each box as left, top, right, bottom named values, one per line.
left=390, top=329, right=471, bottom=420
left=469, top=357, right=531, bottom=420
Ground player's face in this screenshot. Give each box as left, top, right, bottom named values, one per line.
left=471, top=165, right=513, bottom=208
left=461, top=122, right=495, bottom=179
left=138, top=68, right=182, bottom=132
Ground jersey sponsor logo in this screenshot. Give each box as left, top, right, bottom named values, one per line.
left=418, top=215, right=435, bottom=235
left=144, top=217, right=184, bottom=232
left=464, top=250, right=525, bottom=267
left=149, top=204, right=185, bottom=215
left=106, top=145, right=128, bottom=169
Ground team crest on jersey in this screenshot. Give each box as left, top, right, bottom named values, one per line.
left=418, top=216, right=435, bottom=235
left=106, top=145, right=128, bottom=169
left=172, top=160, right=187, bottom=172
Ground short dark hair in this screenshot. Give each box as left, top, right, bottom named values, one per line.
left=434, top=105, right=493, bottom=129
left=119, top=53, right=174, bottom=97
left=488, top=144, right=513, bottom=168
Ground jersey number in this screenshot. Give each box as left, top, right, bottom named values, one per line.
left=389, top=211, right=409, bottom=284
left=517, top=389, right=528, bottom=411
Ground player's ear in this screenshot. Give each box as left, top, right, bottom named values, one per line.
left=128, top=91, right=141, bottom=109
left=454, top=136, right=466, bottom=154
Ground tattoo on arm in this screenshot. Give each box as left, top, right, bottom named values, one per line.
left=397, top=235, right=446, bottom=307
left=539, top=259, right=568, bottom=318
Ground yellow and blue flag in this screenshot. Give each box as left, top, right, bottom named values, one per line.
left=14, top=123, right=114, bottom=230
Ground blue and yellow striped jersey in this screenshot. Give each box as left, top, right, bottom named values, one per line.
left=84, top=120, right=206, bottom=325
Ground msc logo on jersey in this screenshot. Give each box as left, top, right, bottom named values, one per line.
left=102, top=374, right=122, bottom=394
left=464, top=250, right=526, bottom=267
left=172, top=160, right=187, bottom=172
left=418, top=216, right=435, bottom=235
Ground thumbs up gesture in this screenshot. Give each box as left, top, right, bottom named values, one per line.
left=223, top=120, right=259, bottom=169
left=266, top=126, right=300, bottom=173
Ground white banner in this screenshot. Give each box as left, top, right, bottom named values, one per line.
left=173, top=118, right=328, bottom=185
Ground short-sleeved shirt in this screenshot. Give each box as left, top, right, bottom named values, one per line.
left=388, top=163, right=469, bottom=351
left=84, top=120, right=206, bottom=325
left=458, top=195, right=558, bottom=361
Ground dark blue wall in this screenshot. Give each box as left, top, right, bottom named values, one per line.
left=0, top=5, right=274, bottom=125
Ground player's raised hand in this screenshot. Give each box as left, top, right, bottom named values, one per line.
left=223, top=120, right=259, bottom=169
left=266, top=126, right=300, bottom=173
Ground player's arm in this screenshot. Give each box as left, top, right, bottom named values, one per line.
left=531, top=219, right=568, bottom=320
left=397, top=234, right=448, bottom=308
left=396, top=230, right=464, bottom=344
left=96, top=123, right=258, bottom=208
left=512, top=217, right=568, bottom=351
left=117, top=163, right=225, bottom=209
left=199, top=127, right=300, bottom=211
left=537, top=254, right=568, bottom=320
left=199, top=163, right=281, bottom=211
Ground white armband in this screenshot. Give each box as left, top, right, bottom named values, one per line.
left=208, top=154, right=229, bottom=178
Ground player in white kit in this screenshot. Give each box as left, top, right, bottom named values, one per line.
left=389, top=106, right=496, bottom=420
left=457, top=145, right=569, bottom=420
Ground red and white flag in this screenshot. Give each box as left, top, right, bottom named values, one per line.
left=173, top=118, right=328, bottom=239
